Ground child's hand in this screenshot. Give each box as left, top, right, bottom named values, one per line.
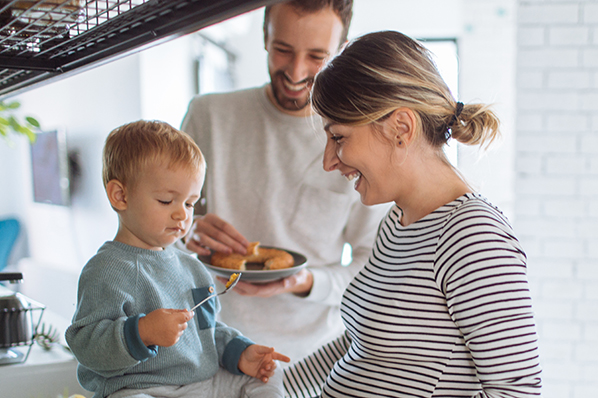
left=238, top=345, right=291, bottom=383
left=138, top=308, right=194, bottom=347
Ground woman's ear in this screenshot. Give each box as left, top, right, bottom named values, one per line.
left=106, top=179, right=128, bottom=211
left=389, top=107, right=417, bottom=147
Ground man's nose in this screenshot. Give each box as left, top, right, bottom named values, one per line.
left=286, top=55, right=309, bottom=84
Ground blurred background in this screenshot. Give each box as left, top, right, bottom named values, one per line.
left=0, top=1, right=595, bottom=397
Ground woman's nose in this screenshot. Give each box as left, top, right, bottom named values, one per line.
left=323, top=140, right=339, bottom=172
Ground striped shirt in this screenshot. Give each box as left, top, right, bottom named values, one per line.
left=284, top=193, right=542, bottom=397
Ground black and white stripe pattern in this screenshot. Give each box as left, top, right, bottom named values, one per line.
left=284, top=194, right=542, bottom=398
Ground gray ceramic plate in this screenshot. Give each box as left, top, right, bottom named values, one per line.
left=198, top=247, right=308, bottom=283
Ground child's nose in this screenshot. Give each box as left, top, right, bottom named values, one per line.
left=173, top=205, right=188, bottom=220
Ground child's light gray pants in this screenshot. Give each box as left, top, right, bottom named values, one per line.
left=108, top=365, right=284, bottom=398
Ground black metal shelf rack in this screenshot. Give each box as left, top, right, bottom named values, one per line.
left=0, top=0, right=279, bottom=100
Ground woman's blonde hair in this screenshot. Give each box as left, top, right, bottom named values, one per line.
left=312, top=30, right=500, bottom=152
left=102, top=120, right=205, bottom=188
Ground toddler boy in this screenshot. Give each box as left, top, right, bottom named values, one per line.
left=66, top=120, right=289, bottom=398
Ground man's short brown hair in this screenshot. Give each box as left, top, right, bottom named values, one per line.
left=264, top=0, right=353, bottom=47
left=102, top=120, right=205, bottom=189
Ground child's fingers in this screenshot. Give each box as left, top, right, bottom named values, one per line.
left=258, top=367, right=275, bottom=381
left=163, top=308, right=194, bottom=322
left=176, top=309, right=195, bottom=323
left=272, top=351, right=291, bottom=363
left=181, top=309, right=194, bottom=322
left=252, top=345, right=275, bottom=355
left=259, top=360, right=280, bottom=379
left=263, top=363, right=274, bottom=371
left=253, top=345, right=290, bottom=363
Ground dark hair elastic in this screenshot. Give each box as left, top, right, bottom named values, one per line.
left=449, top=102, right=464, bottom=127
left=445, top=102, right=464, bottom=141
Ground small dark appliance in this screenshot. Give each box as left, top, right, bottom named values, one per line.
left=0, top=272, right=45, bottom=365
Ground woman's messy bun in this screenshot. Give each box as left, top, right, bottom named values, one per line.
left=312, top=30, right=500, bottom=152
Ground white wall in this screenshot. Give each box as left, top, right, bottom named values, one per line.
left=12, top=55, right=143, bottom=271
left=516, top=1, right=598, bottom=396
left=459, top=0, right=517, bottom=219
left=139, top=35, right=198, bottom=127
left=201, top=9, right=270, bottom=90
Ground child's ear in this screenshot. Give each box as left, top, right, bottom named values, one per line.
left=106, top=180, right=128, bottom=211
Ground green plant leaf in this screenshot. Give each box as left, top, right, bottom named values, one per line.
left=8, top=115, right=19, bottom=129
left=1, top=100, right=41, bottom=145
left=20, top=127, right=37, bottom=143
left=17, top=124, right=31, bottom=134
left=25, top=116, right=40, bottom=128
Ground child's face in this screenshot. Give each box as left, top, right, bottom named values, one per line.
left=115, top=160, right=204, bottom=251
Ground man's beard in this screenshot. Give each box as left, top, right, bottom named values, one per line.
left=271, top=71, right=314, bottom=112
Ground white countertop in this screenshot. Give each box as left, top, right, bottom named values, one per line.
left=0, top=289, right=89, bottom=398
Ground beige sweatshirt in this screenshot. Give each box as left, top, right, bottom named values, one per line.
left=181, top=86, right=389, bottom=362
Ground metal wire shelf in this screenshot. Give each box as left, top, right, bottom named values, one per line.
left=0, top=0, right=279, bottom=99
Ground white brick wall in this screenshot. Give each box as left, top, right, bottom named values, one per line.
left=516, top=1, right=598, bottom=396
left=459, top=0, right=517, bottom=219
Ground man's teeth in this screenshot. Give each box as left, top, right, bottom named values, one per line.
left=283, top=80, right=306, bottom=92
left=345, top=172, right=361, bottom=182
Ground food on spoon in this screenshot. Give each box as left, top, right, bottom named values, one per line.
left=225, top=273, right=240, bottom=288
left=211, top=242, right=294, bottom=271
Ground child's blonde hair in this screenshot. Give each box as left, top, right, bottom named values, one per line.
left=102, top=120, right=205, bottom=188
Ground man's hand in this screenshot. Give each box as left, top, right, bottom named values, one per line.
left=238, top=345, right=291, bottom=383
left=217, top=269, right=313, bottom=298
left=185, top=213, right=249, bottom=256
left=138, top=309, right=194, bottom=347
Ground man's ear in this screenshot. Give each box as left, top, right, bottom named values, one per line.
left=106, top=179, right=128, bottom=211
left=389, top=107, right=417, bottom=147
left=263, top=22, right=271, bottom=52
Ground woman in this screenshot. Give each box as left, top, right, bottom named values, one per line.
left=283, top=31, right=542, bottom=398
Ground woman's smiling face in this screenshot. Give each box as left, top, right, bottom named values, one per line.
left=323, top=119, right=400, bottom=206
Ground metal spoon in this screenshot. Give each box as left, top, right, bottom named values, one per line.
left=190, top=273, right=242, bottom=311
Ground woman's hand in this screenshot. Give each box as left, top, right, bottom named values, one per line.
left=185, top=213, right=249, bottom=256
left=217, top=269, right=313, bottom=298
left=238, top=345, right=291, bottom=383
left=138, top=309, right=194, bottom=347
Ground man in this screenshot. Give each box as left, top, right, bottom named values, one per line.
left=181, top=0, right=388, bottom=362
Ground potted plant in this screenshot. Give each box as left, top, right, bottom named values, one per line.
left=0, top=100, right=40, bottom=144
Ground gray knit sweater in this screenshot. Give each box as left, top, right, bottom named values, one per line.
left=66, top=241, right=253, bottom=398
